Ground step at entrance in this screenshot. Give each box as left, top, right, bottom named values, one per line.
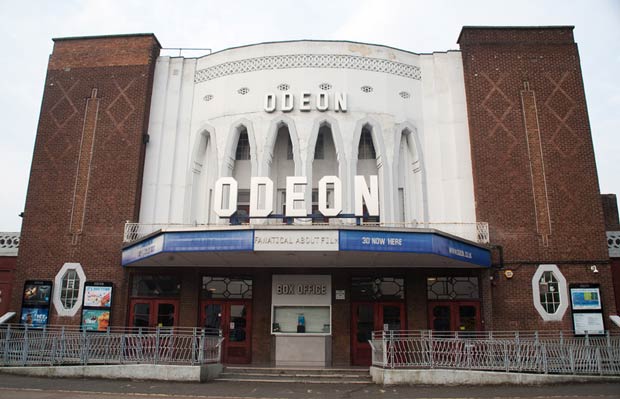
left=215, top=366, right=372, bottom=384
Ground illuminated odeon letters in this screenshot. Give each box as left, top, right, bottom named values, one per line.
left=213, top=175, right=378, bottom=218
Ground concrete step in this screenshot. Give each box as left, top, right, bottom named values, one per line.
left=215, top=366, right=372, bottom=384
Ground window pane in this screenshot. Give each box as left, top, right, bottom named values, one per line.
left=539, top=271, right=561, bottom=314
left=202, top=277, right=252, bottom=299
left=427, top=277, right=479, bottom=300
left=358, top=128, right=376, bottom=159
left=235, top=129, right=250, bottom=160
left=132, top=275, right=180, bottom=297
left=61, top=269, right=80, bottom=308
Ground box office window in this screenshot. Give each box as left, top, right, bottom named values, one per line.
left=427, top=277, right=479, bottom=300
left=351, top=277, right=404, bottom=301
left=202, top=277, right=252, bottom=299
left=131, top=275, right=181, bottom=297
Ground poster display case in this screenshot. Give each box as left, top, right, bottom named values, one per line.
left=20, top=280, right=52, bottom=328
left=80, top=282, right=113, bottom=331
left=570, top=284, right=604, bottom=336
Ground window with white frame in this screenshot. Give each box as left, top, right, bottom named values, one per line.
left=531, top=264, right=568, bottom=321
left=53, top=263, right=86, bottom=317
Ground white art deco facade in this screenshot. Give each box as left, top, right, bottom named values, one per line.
left=141, top=41, right=476, bottom=230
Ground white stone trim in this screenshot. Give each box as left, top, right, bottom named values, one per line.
left=53, top=263, right=86, bottom=317
left=531, top=264, right=568, bottom=321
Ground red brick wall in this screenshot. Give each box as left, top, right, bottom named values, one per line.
left=11, top=34, right=160, bottom=326
left=602, top=194, right=620, bottom=230
left=459, top=27, right=617, bottom=330
left=0, top=256, right=17, bottom=317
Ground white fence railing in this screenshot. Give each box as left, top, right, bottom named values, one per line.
left=0, top=324, right=224, bottom=366
left=370, top=330, right=620, bottom=376
left=123, top=222, right=490, bottom=244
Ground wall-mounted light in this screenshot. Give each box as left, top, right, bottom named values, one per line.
left=590, top=265, right=599, bottom=274
left=504, top=270, right=514, bottom=279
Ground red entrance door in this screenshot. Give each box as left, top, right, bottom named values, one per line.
left=201, top=300, right=252, bottom=364
left=351, top=302, right=405, bottom=366
left=428, top=301, right=481, bottom=332
left=129, top=299, right=179, bottom=328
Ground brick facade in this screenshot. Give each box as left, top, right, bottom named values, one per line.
left=0, top=256, right=17, bottom=316
left=459, top=27, right=617, bottom=330
left=11, top=34, right=160, bottom=326
left=602, top=194, right=620, bottom=230
left=9, top=28, right=618, bottom=367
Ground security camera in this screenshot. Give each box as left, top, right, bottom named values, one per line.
left=590, top=265, right=599, bottom=273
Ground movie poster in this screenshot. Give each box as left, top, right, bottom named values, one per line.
left=22, top=282, right=52, bottom=306
left=20, top=307, right=49, bottom=328
left=81, top=282, right=113, bottom=332
left=81, top=309, right=111, bottom=331
left=83, top=285, right=112, bottom=308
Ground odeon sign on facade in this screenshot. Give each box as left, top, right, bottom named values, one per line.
left=213, top=175, right=378, bottom=218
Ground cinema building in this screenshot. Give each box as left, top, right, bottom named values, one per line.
left=10, top=26, right=618, bottom=366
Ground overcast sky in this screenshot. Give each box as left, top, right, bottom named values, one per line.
left=0, top=0, right=618, bottom=232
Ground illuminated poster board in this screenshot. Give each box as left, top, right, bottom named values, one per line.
left=20, top=280, right=52, bottom=328
left=570, top=287, right=601, bottom=310
left=81, top=282, right=113, bottom=332
left=570, top=284, right=604, bottom=336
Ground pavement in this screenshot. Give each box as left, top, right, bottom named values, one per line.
left=0, top=374, right=619, bottom=399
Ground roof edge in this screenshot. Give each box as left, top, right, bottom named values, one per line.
left=53, top=33, right=161, bottom=48
left=457, top=25, right=575, bottom=44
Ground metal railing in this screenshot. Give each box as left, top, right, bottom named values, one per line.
left=370, top=330, right=620, bottom=376
left=0, top=324, right=224, bottom=367
left=123, top=221, right=490, bottom=244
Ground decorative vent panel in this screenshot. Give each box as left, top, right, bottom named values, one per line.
left=195, top=54, right=422, bottom=83
left=319, top=82, right=332, bottom=90
left=237, top=87, right=250, bottom=95
left=399, top=91, right=411, bottom=99
left=277, top=83, right=290, bottom=91
left=608, top=231, right=620, bottom=257
left=361, top=85, right=373, bottom=93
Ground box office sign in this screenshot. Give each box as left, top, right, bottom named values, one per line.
left=272, top=275, right=331, bottom=306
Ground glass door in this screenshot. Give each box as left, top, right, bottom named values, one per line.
left=351, top=302, right=374, bottom=366
left=129, top=299, right=179, bottom=329
left=201, top=300, right=252, bottom=364
left=351, top=302, right=406, bottom=366
left=428, top=301, right=481, bottom=332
